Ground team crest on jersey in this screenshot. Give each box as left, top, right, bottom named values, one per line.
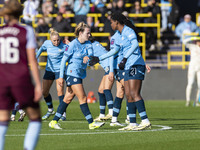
left=70, top=70, right=72, bottom=73
left=122, top=72, right=125, bottom=76
left=111, top=39, right=115, bottom=45
left=122, top=36, right=124, bottom=40
left=65, top=45, right=69, bottom=51
left=59, top=49, right=61, bottom=51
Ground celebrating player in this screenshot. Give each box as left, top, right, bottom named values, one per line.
left=90, top=12, right=151, bottom=131
left=36, top=28, right=67, bottom=120
left=49, top=22, right=105, bottom=130
left=0, top=0, right=42, bottom=149
left=88, top=35, right=114, bottom=122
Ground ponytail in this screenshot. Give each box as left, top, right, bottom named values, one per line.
left=123, top=19, right=140, bottom=42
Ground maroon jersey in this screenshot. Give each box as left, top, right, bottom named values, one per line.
left=0, top=24, right=37, bottom=86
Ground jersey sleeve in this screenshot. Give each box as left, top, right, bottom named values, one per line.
left=36, top=41, right=47, bottom=59
left=25, top=26, right=37, bottom=49
left=99, top=37, right=120, bottom=61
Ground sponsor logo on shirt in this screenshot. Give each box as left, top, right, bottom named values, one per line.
left=65, top=45, right=69, bottom=51
left=111, top=39, right=115, bottom=45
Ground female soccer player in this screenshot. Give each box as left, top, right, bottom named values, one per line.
left=0, top=0, right=42, bottom=149
left=49, top=22, right=105, bottom=129
left=90, top=12, right=151, bottom=131
left=88, top=36, right=115, bottom=122
left=184, top=37, right=200, bottom=107
left=36, top=28, right=67, bottom=120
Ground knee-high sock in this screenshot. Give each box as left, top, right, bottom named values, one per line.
left=0, top=121, right=9, bottom=150
left=53, top=101, right=68, bottom=121
left=127, top=102, right=137, bottom=124
left=104, top=89, right=113, bottom=115
left=24, top=120, right=41, bottom=150
left=135, top=99, right=148, bottom=120
left=98, top=92, right=106, bottom=116
left=80, top=103, right=93, bottom=124
left=44, top=94, right=53, bottom=109
left=112, top=97, right=123, bottom=122
left=58, top=95, right=64, bottom=104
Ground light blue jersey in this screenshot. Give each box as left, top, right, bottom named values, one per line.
left=109, top=32, right=124, bottom=70
left=36, top=40, right=67, bottom=72
left=60, top=38, right=93, bottom=79
left=120, top=25, right=145, bottom=69
left=92, top=41, right=110, bottom=71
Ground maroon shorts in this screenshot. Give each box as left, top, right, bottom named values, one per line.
left=0, top=84, right=39, bottom=110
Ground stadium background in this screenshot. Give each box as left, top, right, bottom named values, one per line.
left=39, top=68, right=197, bottom=101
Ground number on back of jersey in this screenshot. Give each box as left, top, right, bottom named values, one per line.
left=0, top=37, right=19, bottom=64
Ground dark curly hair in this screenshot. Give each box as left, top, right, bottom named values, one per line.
left=111, top=12, right=140, bottom=42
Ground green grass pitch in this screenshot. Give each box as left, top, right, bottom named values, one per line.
left=5, top=100, right=200, bottom=150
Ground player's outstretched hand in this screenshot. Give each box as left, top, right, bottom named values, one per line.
left=118, top=58, right=127, bottom=70
left=89, top=56, right=99, bottom=66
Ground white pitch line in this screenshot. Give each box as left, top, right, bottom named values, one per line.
left=6, top=125, right=172, bottom=137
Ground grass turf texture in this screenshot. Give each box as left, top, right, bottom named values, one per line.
left=5, top=100, right=200, bottom=150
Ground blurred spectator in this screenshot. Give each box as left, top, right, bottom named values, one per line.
left=168, top=0, right=180, bottom=28
left=57, top=0, right=74, bottom=12
left=160, top=0, right=172, bottom=32
left=175, top=14, right=199, bottom=61
left=130, top=1, right=144, bottom=25
left=197, top=13, right=200, bottom=26
left=102, top=11, right=115, bottom=50
left=175, top=14, right=199, bottom=41
left=143, top=0, right=161, bottom=51
left=41, top=0, right=58, bottom=24
left=87, top=16, right=100, bottom=32
left=51, top=12, right=73, bottom=33
left=91, top=0, right=106, bottom=14
left=22, top=0, right=39, bottom=26
left=111, top=0, right=125, bottom=13
left=73, top=0, right=90, bottom=24
left=91, top=0, right=107, bottom=21
left=35, top=17, right=50, bottom=47
left=42, top=0, right=57, bottom=15
left=63, top=36, right=71, bottom=44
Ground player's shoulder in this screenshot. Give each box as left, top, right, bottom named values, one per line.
left=123, top=25, right=137, bottom=39
left=69, top=39, right=76, bottom=46
left=43, top=40, right=52, bottom=45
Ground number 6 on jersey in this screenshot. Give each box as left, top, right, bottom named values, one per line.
left=0, top=37, right=19, bottom=64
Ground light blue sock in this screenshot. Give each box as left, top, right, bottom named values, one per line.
left=0, top=121, right=9, bottom=150
left=24, top=121, right=41, bottom=150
